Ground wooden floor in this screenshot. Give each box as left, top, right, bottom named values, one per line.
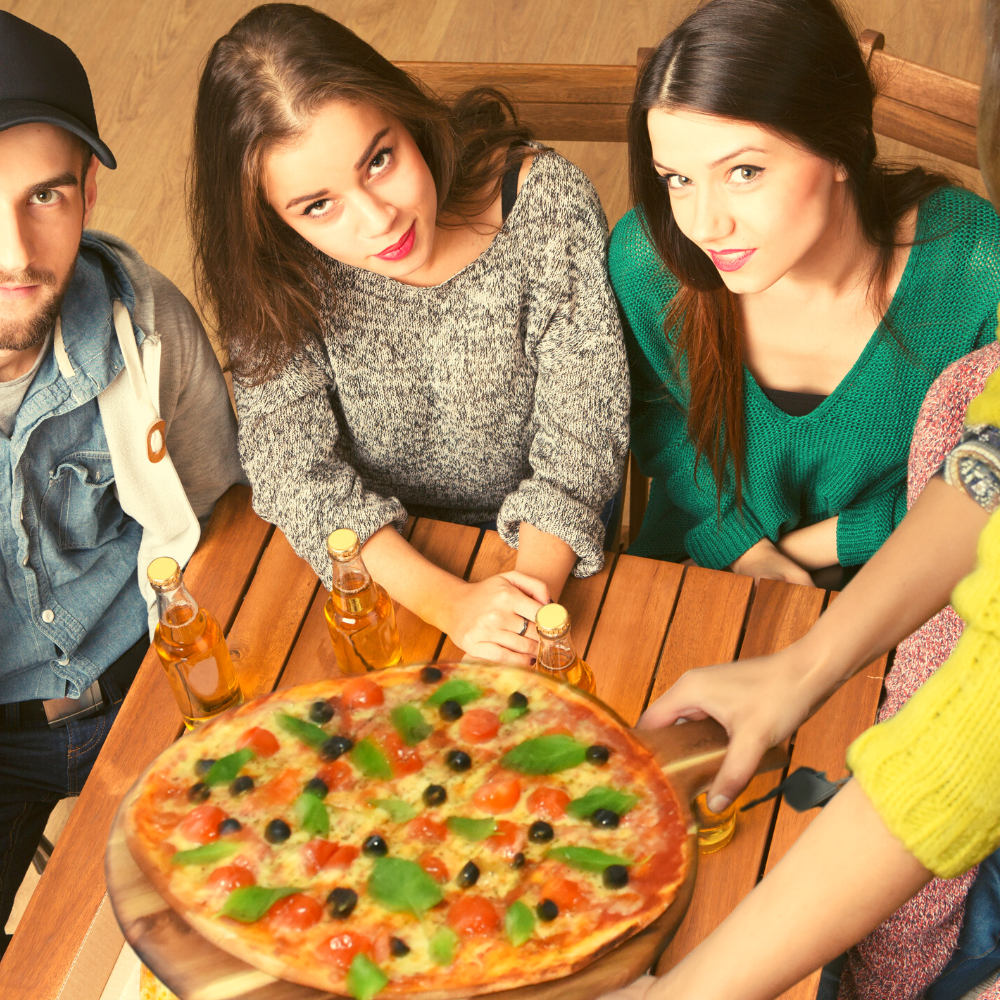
left=4, top=0, right=988, bottom=322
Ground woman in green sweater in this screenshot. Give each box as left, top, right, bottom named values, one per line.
left=610, top=0, right=1000, bottom=584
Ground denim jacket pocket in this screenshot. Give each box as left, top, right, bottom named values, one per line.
left=42, top=452, right=123, bottom=552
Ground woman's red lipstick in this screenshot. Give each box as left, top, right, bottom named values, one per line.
left=708, top=248, right=756, bottom=272
left=376, top=222, right=416, bottom=261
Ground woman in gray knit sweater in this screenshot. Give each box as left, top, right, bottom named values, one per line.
left=190, top=5, right=629, bottom=664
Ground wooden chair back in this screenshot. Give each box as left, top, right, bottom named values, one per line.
left=401, top=33, right=983, bottom=548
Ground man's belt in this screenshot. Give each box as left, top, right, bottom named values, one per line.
left=1, top=638, right=149, bottom=730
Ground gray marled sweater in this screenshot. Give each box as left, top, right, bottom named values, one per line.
left=234, top=151, right=629, bottom=587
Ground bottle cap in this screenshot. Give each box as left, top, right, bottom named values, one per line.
left=147, top=556, right=181, bottom=589
left=327, top=528, right=361, bottom=561
left=536, top=603, right=570, bottom=638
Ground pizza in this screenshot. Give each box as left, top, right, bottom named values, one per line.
left=139, top=964, right=178, bottom=1000
left=124, top=663, right=689, bottom=999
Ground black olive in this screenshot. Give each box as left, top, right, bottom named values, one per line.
left=537, top=898, right=559, bottom=921
left=439, top=700, right=463, bottom=721
left=510, top=852, right=526, bottom=869
left=586, top=744, right=611, bottom=765
left=528, top=820, right=554, bottom=843
left=423, top=784, right=447, bottom=807
left=363, top=834, right=388, bottom=857
left=446, top=749, right=472, bottom=772
left=304, top=777, right=329, bottom=798
left=456, top=860, right=480, bottom=888
left=507, top=691, right=529, bottom=709
left=320, top=735, right=354, bottom=761
left=389, top=936, right=411, bottom=957
left=603, top=865, right=629, bottom=889
left=230, top=775, right=254, bottom=795
left=420, top=666, right=443, bottom=683
left=309, top=700, right=335, bottom=724
left=264, top=818, right=291, bottom=843
left=327, top=886, right=358, bottom=919
left=218, top=818, right=242, bottom=835
left=591, top=808, right=620, bottom=829
left=188, top=782, right=210, bottom=802
left=195, top=758, right=216, bottom=776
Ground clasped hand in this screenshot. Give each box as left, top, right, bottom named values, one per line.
left=443, top=571, right=550, bottom=667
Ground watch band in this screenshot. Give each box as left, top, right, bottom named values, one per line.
left=942, top=424, right=1000, bottom=514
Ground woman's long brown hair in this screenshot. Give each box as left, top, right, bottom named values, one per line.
left=190, top=3, right=532, bottom=385
left=627, top=0, right=952, bottom=505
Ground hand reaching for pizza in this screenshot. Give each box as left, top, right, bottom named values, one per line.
left=442, top=571, right=549, bottom=666
left=638, top=649, right=819, bottom=813
left=596, top=974, right=660, bottom=1000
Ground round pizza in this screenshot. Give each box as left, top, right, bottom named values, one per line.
left=124, top=663, right=689, bottom=999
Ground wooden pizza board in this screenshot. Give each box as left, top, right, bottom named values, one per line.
left=106, top=685, right=787, bottom=1000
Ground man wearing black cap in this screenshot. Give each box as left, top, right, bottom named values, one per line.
left=0, top=12, right=244, bottom=952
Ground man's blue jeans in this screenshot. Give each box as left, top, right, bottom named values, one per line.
left=0, top=678, right=123, bottom=957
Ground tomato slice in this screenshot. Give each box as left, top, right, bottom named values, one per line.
left=459, top=708, right=500, bottom=743
left=207, top=865, right=256, bottom=893
left=255, top=768, right=301, bottom=807
left=526, top=786, right=571, bottom=819
left=301, top=839, right=339, bottom=877
left=418, top=851, right=449, bottom=883
left=316, top=931, right=373, bottom=969
left=269, top=893, right=323, bottom=933
left=341, top=677, right=385, bottom=709
left=485, top=819, right=522, bottom=858
left=373, top=928, right=392, bottom=964
left=236, top=726, right=280, bottom=757
left=473, top=777, right=521, bottom=813
left=377, top=731, right=423, bottom=777
left=179, top=805, right=227, bottom=844
left=317, top=760, right=354, bottom=790
left=541, top=876, right=584, bottom=912
left=409, top=814, right=448, bottom=843
left=330, top=844, right=360, bottom=868
left=447, top=895, right=501, bottom=937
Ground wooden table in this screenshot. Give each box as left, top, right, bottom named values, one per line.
left=0, top=487, right=888, bottom=1000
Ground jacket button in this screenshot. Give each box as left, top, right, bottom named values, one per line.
left=41, top=609, right=55, bottom=623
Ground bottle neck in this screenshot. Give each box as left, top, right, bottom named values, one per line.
left=155, top=577, right=203, bottom=640
left=329, top=552, right=376, bottom=615
left=537, top=631, right=577, bottom=674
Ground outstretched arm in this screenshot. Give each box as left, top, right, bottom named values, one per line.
left=601, top=780, right=931, bottom=1000
left=641, top=476, right=988, bottom=811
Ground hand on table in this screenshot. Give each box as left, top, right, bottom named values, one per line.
left=443, top=571, right=550, bottom=667
left=638, top=649, right=818, bottom=812
left=731, top=538, right=815, bottom=587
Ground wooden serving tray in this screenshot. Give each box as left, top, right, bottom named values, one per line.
left=106, top=703, right=786, bottom=1000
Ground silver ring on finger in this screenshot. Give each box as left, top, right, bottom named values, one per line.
left=517, top=616, right=530, bottom=637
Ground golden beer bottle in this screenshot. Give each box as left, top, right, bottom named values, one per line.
left=147, top=556, right=243, bottom=728
left=534, top=603, right=597, bottom=694
left=324, top=528, right=402, bottom=675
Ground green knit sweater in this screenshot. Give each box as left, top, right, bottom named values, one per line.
left=609, top=186, right=1000, bottom=569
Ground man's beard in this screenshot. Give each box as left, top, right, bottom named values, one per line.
left=0, top=266, right=73, bottom=352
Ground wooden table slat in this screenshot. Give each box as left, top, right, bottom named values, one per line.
left=767, top=594, right=890, bottom=1000
left=649, top=566, right=754, bottom=703
left=585, top=555, right=685, bottom=725
left=657, top=578, right=826, bottom=977
left=0, top=485, right=271, bottom=1000
left=225, top=529, right=320, bottom=700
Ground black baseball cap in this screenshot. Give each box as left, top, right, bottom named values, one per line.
left=0, top=11, right=116, bottom=168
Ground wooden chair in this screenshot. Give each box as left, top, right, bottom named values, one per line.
left=402, top=31, right=983, bottom=548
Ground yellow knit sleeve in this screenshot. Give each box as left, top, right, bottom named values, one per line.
left=964, top=305, right=1000, bottom=427
left=847, top=507, right=1000, bottom=878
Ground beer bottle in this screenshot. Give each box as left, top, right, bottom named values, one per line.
left=324, top=528, right=402, bottom=675
left=534, top=603, right=596, bottom=694
left=147, top=556, right=243, bottom=728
